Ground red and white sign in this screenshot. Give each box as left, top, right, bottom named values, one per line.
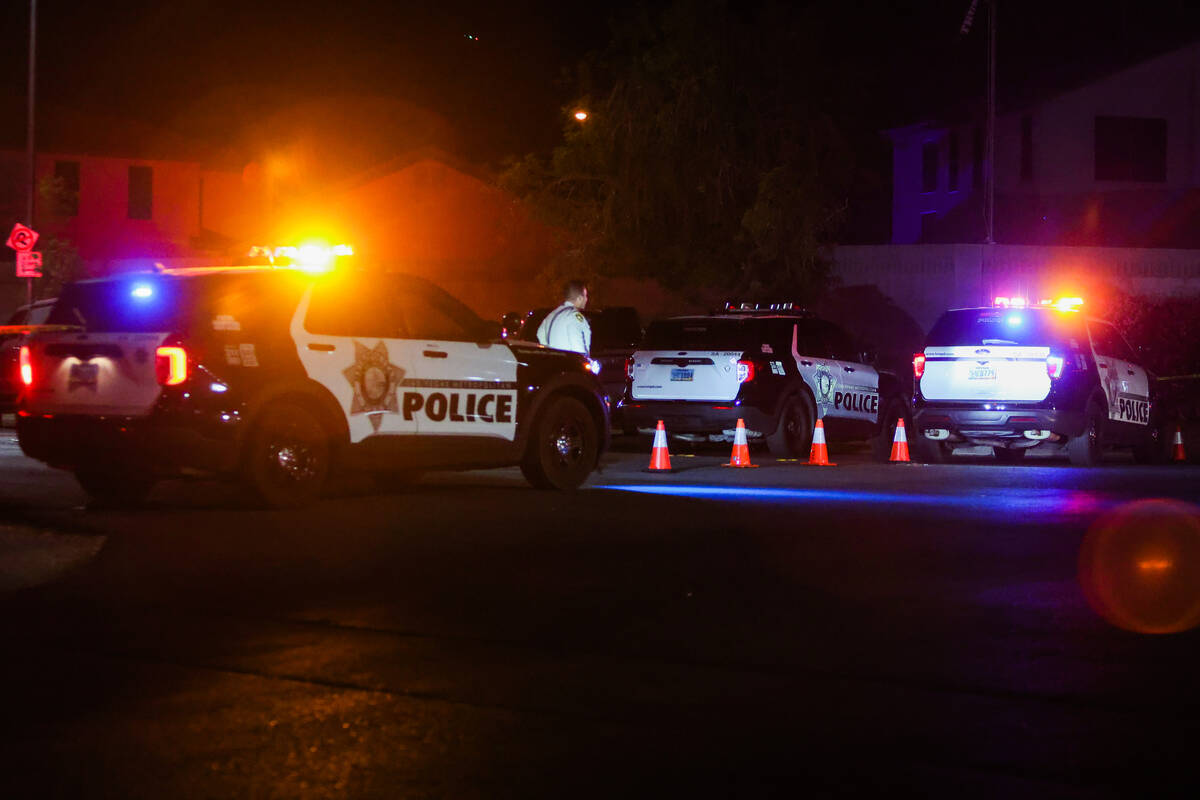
left=6, top=223, right=39, bottom=253
left=16, top=252, right=43, bottom=278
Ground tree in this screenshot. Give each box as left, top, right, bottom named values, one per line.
left=34, top=175, right=88, bottom=300
left=501, top=0, right=857, bottom=301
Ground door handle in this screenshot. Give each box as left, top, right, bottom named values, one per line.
left=800, top=360, right=813, bottom=367
left=307, top=343, right=336, bottom=352
left=1126, top=369, right=1135, bottom=375
left=843, top=366, right=855, bottom=373
left=423, top=350, right=448, bottom=359
left=1097, top=362, right=1107, bottom=368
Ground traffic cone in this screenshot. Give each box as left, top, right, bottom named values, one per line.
left=889, top=417, right=911, bottom=462
left=649, top=420, right=672, bottom=471
left=722, top=418, right=758, bottom=468
left=807, top=418, right=836, bottom=466
left=1173, top=426, right=1187, bottom=462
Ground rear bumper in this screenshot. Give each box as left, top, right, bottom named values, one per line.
left=618, top=400, right=775, bottom=439
left=17, top=413, right=239, bottom=475
left=914, top=404, right=1085, bottom=445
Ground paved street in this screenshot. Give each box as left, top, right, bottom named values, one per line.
left=1, top=429, right=1199, bottom=798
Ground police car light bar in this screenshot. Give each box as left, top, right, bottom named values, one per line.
left=246, top=243, right=354, bottom=273
left=993, top=296, right=1028, bottom=308
left=723, top=302, right=806, bottom=313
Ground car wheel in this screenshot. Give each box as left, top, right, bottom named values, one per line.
left=914, top=436, right=950, bottom=464
left=1132, top=419, right=1170, bottom=465
left=75, top=467, right=156, bottom=508
left=520, top=396, right=599, bottom=490
left=870, top=398, right=910, bottom=462
left=992, top=447, right=1026, bottom=464
left=766, top=395, right=814, bottom=458
left=1067, top=400, right=1106, bottom=467
left=244, top=400, right=331, bottom=508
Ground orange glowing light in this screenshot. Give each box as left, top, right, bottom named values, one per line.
left=19, top=345, right=32, bottom=386
left=1138, top=559, right=1173, bottom=572
left=155, top=346, right=188, bottom=386
left=574, top=110, right=589, bottom=121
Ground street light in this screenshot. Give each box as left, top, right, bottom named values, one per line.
left=573, top=110, right=589, bottom=122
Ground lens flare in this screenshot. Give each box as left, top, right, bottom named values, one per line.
left=1078, top=499, right=1200, bottom=634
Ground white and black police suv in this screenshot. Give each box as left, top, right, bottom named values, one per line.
left=619, top=304, right=910, bottom=458
left=912, top=297, right=1168, bottom=465
left=15, top=260, right=609, bottom=506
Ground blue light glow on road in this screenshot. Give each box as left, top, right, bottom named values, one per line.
left=594, top=483, right=1111, bottom=515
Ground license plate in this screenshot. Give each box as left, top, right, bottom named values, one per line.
left=68, top=362, right=99, bottom=390
left=968, top=365, right=996, bottom=381
left=670, top=368, right=694, bottom=381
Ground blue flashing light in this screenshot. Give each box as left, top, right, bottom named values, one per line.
left=210, top=382, right=228, bottom=393
left=1006, top=314, right=1022, bottom=326
left=131, top=283, right=154, bottom=299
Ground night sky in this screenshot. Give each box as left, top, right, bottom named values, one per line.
left=1, top=1, right=1198, bottom=173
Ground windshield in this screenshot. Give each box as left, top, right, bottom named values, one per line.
left=47, top=277, right=190, bottom=333
left=642, top=318, right=752, bottom=350
left=925, top=308, right=1084, bottom=348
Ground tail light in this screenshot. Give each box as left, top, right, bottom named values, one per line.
left=1046, top=355, right=1065, bottom=379
left=625, top=358, right=634, bottom=380
left=736, top=359, right=755, bottom=383
left=155, top=346, right=188, bottom=386
left=912, top=353, right=926, bottom=379
left=19, top=345, right=32, bottom=386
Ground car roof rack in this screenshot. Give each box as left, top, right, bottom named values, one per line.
left=720, top=302, right=813, bottom=316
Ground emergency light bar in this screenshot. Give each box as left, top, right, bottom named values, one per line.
left=994, top=295, right=1084, bottom=312
left=246, top=243, right=354, bottom=273
left=722, top=302, right=810, bottom=314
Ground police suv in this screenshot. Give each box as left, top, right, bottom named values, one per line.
left=15, top=259, right=609, bottom=506
left=912, top=298, right=1167, bottom=465
left=620, top=304, right=910, bottom=458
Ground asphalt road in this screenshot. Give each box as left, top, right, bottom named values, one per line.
left=1, top=430, right=1199, bottom=798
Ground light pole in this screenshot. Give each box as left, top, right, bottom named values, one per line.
left=25, top=0, right=37, bottom=305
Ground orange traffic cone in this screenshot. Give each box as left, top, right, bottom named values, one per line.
left=807, top=418, right=836, bottom=466
left=1173, top=426, right=1187, bottom=462
left=889, top=418, right=911, bottom=462
left=722, top=418, right=758, bottom=468
left=649, top=420, right=672, bottom=471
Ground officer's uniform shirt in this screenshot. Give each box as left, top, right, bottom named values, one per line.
left=537, top=302, right=592, bottom=356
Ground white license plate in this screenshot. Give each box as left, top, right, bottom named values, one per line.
left=68, top=362, right=99, bottom=390
left=968, top=365, right=996, bottom=381
left=670, top=368, right=694, bottom=381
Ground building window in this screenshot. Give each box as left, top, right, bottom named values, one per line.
left=128, top=165, right=153, bottom=220
left=972, top=126, right=983, bottom=189
left=948, top=134, right=959, bottom=191
left=919, top=211, right=938, bottom=242
left=53, top=160, right=80, bottom=217
left=921, top=142, right=938, bottom=194
left=1020, top=114, right=1033, bottom=181
left=1094, top=116, right=1167, bottom=182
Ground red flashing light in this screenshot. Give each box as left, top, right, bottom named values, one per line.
left=625, top=358, right=634, bottom=380
left=912, top=353, right=926, bottom=379
left=737, top=360, right=755, bottom=383
left=1046, top=355, right=1065, bottom=379
left=155, top=346, right=188, bottom=386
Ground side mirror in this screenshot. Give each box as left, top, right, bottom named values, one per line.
left=859, top=350, right=878, bottom=365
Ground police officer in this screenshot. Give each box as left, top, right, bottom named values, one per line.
left=537, top=279, right=591, bottom=356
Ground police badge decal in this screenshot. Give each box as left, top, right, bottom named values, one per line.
left=343, top=341, right=406, bottom=431
left=813, top=363, right=837, bottom=417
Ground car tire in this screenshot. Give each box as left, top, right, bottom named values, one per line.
left=75, top=467, right=156, bottom=508
left=520, top=395, right=599, bottom=490
left=1132, top=419, right=1170, bottom=465
left=914, top=436, right=950, bottom=464
left=992, top=447, right=1026, bottom=464
left=766, top=395, right=814, bottom=458
left=244, top=400, right=332, bottom=508
left=1067, top=400, right=1106, bottom=467
left=870, top=398, right=910, bottom=462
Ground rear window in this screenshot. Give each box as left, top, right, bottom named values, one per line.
left=48, top=277, right=191, bottom=333
left=591, top=307, right=641, bottom=349
left=925, top=308, right=1084, bottom=348
left=642, top=318, right=753, bottom=351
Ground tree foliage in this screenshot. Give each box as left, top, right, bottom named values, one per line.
left=501, top=0, right=857, bottom=300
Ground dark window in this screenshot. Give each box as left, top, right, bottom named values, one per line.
left=812, top=321, right=858, bottom=361
left=919, top=212, right=938, bottom=243
left=921, top=142, right=938, bottom=193
left=305, top=279, right=407, bottom=338
left=590, top=307, right=642, bottom=350
left=54, top=161, right=80, bottom=217
left=393, top=276, right=485, bottom=341
left=47, top=277, right=187, bottom=333
left=642, top=319, right=753, bottom=350
left=925, top=309, right=1084, bottom=348
left=973, top=126, right=983, bottom=189
left=1020, top=115, right=1033, bottom=181
left=948, top=134, right=959, bottom=191
left=1094, top=116, right=1167, bottom=182
left=128, top=165, right=153, bottom=220
left=1088, top=321, right=1138, bottom=362
left=400, top=302, right=474, bottom=341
